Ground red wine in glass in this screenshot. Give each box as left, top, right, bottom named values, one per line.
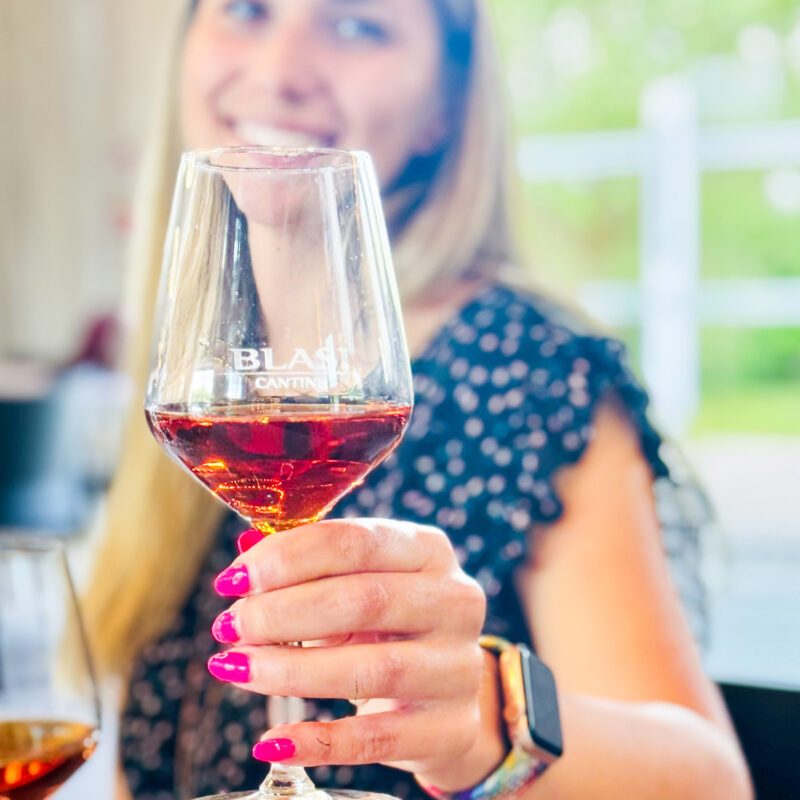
left=0, top=720, right=98, bottom=800
left=147, top=403, right=411, bottom=533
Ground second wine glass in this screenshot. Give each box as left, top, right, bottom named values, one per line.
left=0, top=536, right=101, bottom=800
left=144, top=147, right=413, bottom=800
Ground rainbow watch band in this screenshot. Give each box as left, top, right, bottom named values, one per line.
left=418, top=745, right=548, bottom=800
left=416, top=636, right=554, bottom=800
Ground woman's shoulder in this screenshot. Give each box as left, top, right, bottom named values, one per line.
left=416, top=280, right=671, bottom=487
left=457, top=280, right=619, bottom=358
left=450, top=283, right=659, bottom=413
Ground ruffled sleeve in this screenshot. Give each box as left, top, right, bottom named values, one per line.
left=513, top=329, right=670, bottom=523
left=540, top=328, right=711, bottom=643
left=437, top=288, right=709, bottom=643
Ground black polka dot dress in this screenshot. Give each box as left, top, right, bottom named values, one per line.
left=122, top=284, right=710, bottom=799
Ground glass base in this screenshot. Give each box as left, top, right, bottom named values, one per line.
left=193, top=790, right=398, bottom=800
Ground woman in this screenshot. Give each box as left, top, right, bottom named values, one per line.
left=84, top=1, right=752, bottom=798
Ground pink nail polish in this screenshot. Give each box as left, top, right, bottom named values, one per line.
left=215, top=564, right=250, bottom=597
left=207, top=651, right=250, bottom=683
left=212, top=610, right=240, bottom=644
left=252, top=738, right=296, bottom=762
left=237, top=529, right=263, bottom=555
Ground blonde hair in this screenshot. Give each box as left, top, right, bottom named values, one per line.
left=83, top=0, right=520, bottom=676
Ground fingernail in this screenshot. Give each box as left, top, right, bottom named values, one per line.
left=215, top=564, right=250, bottom=597
left=207, top=651, right=250, bottom=683
left=237, top=529, right=263, bottom=555
left=252, top=738, right=296, bottom=762
left=212, top=610, right=240, bottom=644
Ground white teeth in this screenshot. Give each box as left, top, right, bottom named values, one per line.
left=234, top=121, right=327, bottom=148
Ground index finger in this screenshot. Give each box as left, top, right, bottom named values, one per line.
left=215, top=519, right=453, bottom=596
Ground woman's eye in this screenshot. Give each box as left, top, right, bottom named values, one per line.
left=333, top=16, right=388, bottom=43
left=223, top=0, right=268, bottom=24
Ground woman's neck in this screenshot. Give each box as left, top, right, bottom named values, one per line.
left=402, top=279, right=486, bottom=358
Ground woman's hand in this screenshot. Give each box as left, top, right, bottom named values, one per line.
left=207, top=519, right=504, bottom=787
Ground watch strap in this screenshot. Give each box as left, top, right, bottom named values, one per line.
left=418, top=745, right=548, bottom=800
left=416, top=636, right=558, bottom=800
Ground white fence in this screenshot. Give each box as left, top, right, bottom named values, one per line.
left=518, top=78, right=800, bottom=436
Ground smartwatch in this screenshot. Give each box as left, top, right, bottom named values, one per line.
left=417, top=635, right=563, bottom=800
left=483, top=635, right=563, bottom=763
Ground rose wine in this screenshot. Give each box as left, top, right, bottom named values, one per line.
left=146, top=403, right=411, bottom=533
left=0, top=720, right=97, bottom=799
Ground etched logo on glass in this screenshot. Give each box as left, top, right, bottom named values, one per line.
left=230, top=342, right=355, bottom=393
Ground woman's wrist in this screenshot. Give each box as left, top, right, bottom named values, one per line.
left=415, top=649, right=508, bottom=792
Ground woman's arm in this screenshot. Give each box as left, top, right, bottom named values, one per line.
left=424, top=402, right=752, bottom=799
left=206, top=403, right=751, bottom=798
left=525, top=692, right=750, bottom=799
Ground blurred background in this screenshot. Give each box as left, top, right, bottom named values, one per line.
left=1, top=0, right=798, bottom=795
left=488, top=0, right=800, bottom=693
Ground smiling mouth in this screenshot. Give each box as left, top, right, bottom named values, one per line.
left=231, top=120, right=337, bottom=149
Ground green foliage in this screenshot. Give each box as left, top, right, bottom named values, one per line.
left=702, top=328, right=800, bottom=385
left=492, top=0, right=800, bottom=133
left=703, top=173, right=800, bottom=278
left=694, top=383, right=800, bottom=434
left=522, top=180, right=639, bottom=285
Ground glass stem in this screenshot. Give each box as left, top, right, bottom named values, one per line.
left=259, top=764, right=317, bottom=797
left=259, top=643, right=317, bottom=797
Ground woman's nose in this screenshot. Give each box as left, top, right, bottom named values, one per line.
left=244, top=15, right=324, bottom=104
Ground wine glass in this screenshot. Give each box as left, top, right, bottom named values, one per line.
left=144, top=147, right=413, bottom=800
left=0, top=536, right=101, bottom=799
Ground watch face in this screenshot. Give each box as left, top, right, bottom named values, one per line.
left=520, top=646, right=564, bottom=758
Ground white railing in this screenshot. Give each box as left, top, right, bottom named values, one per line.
left=518, top=78, right=800, bottom=436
